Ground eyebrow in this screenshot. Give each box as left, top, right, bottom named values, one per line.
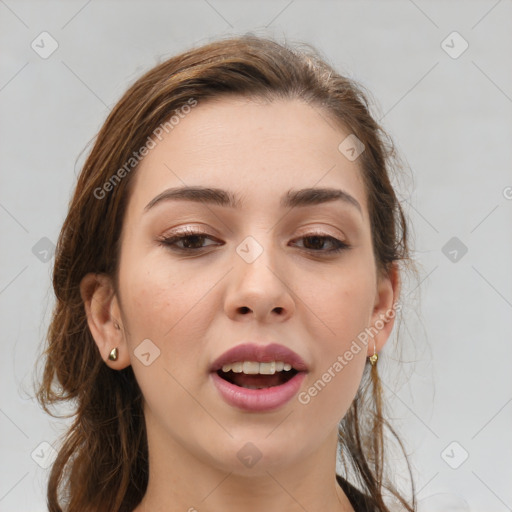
left=144, top=186, right=362, bottom=216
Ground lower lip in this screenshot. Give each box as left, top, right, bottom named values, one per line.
left=211, top=371, right=307, bottom=412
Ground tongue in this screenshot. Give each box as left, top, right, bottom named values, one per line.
left=227, top=372, right=285, bottom=388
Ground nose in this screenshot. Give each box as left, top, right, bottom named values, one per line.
left=223, top=235, right=296, bottom=324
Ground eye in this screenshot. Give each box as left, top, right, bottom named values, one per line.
left=291, top=233, right=350, bottom=254
left=157, top=228, right=222, bottom=252
left=157, top=229, right=350, bottom=254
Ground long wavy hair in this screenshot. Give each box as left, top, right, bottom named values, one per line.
left=35, top=34, right=417, bottom=511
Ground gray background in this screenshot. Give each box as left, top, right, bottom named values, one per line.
left=1, top=1, right=511, bottom=510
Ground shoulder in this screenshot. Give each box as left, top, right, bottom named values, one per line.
left=336, top=474, right=379, bottom=512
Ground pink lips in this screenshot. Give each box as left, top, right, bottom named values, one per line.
left=210, top=342, right=308, bottom=412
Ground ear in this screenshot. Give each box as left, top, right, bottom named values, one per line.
left=80, top=273, right=131, bottom=369
left=367, top=263, right=401, bottom=357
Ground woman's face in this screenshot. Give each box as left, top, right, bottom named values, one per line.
left=107, top=97, right=396, bottom=473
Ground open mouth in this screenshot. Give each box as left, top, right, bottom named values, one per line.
left=216, top=367, right=299, bottom=389
left=210, top=356, right=307, bottom=411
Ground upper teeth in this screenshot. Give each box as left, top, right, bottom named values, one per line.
left=221, top=361, right=293, bottom=375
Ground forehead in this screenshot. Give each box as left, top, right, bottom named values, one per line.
left=127, top=96, right=368, bottom=217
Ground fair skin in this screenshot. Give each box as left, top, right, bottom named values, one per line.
left=81, top=97, right=399, bottom=512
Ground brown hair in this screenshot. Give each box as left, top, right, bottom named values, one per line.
left=35, top=34, right=416, bottom=511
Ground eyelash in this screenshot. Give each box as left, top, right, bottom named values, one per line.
left=157, top=227, right=350, bottom=255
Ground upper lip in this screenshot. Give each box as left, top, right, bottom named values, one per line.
left=210, top=342, right=308, bottom=372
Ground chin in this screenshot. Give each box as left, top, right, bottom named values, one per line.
left=199, top=436, right=302, bottom=476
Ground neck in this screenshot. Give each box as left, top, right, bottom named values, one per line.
left=133, top=411, right=354, bottom=512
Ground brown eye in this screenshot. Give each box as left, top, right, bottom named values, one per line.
left=158, top=229, right=222, bottom=252
left=291, top=234, right=350, bottom=254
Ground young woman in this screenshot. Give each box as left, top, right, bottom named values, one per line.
left=36, top=35, right=416, bottom=511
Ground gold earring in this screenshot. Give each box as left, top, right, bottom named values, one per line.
left=369, top=341, right=378, bottom=365
left=108, top=347, right=119, bottom=361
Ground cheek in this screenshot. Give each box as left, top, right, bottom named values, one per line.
left=118, top=254, right=218, bottom=383
left=296, top=266, right=374, bottom=419
left=298, top=354, right=366, bottom=432
left=118, top=261, right=215, bottom=423
left=120, top=253, right=207, bottom=338
left=308, top=262, right=375, bottom=344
